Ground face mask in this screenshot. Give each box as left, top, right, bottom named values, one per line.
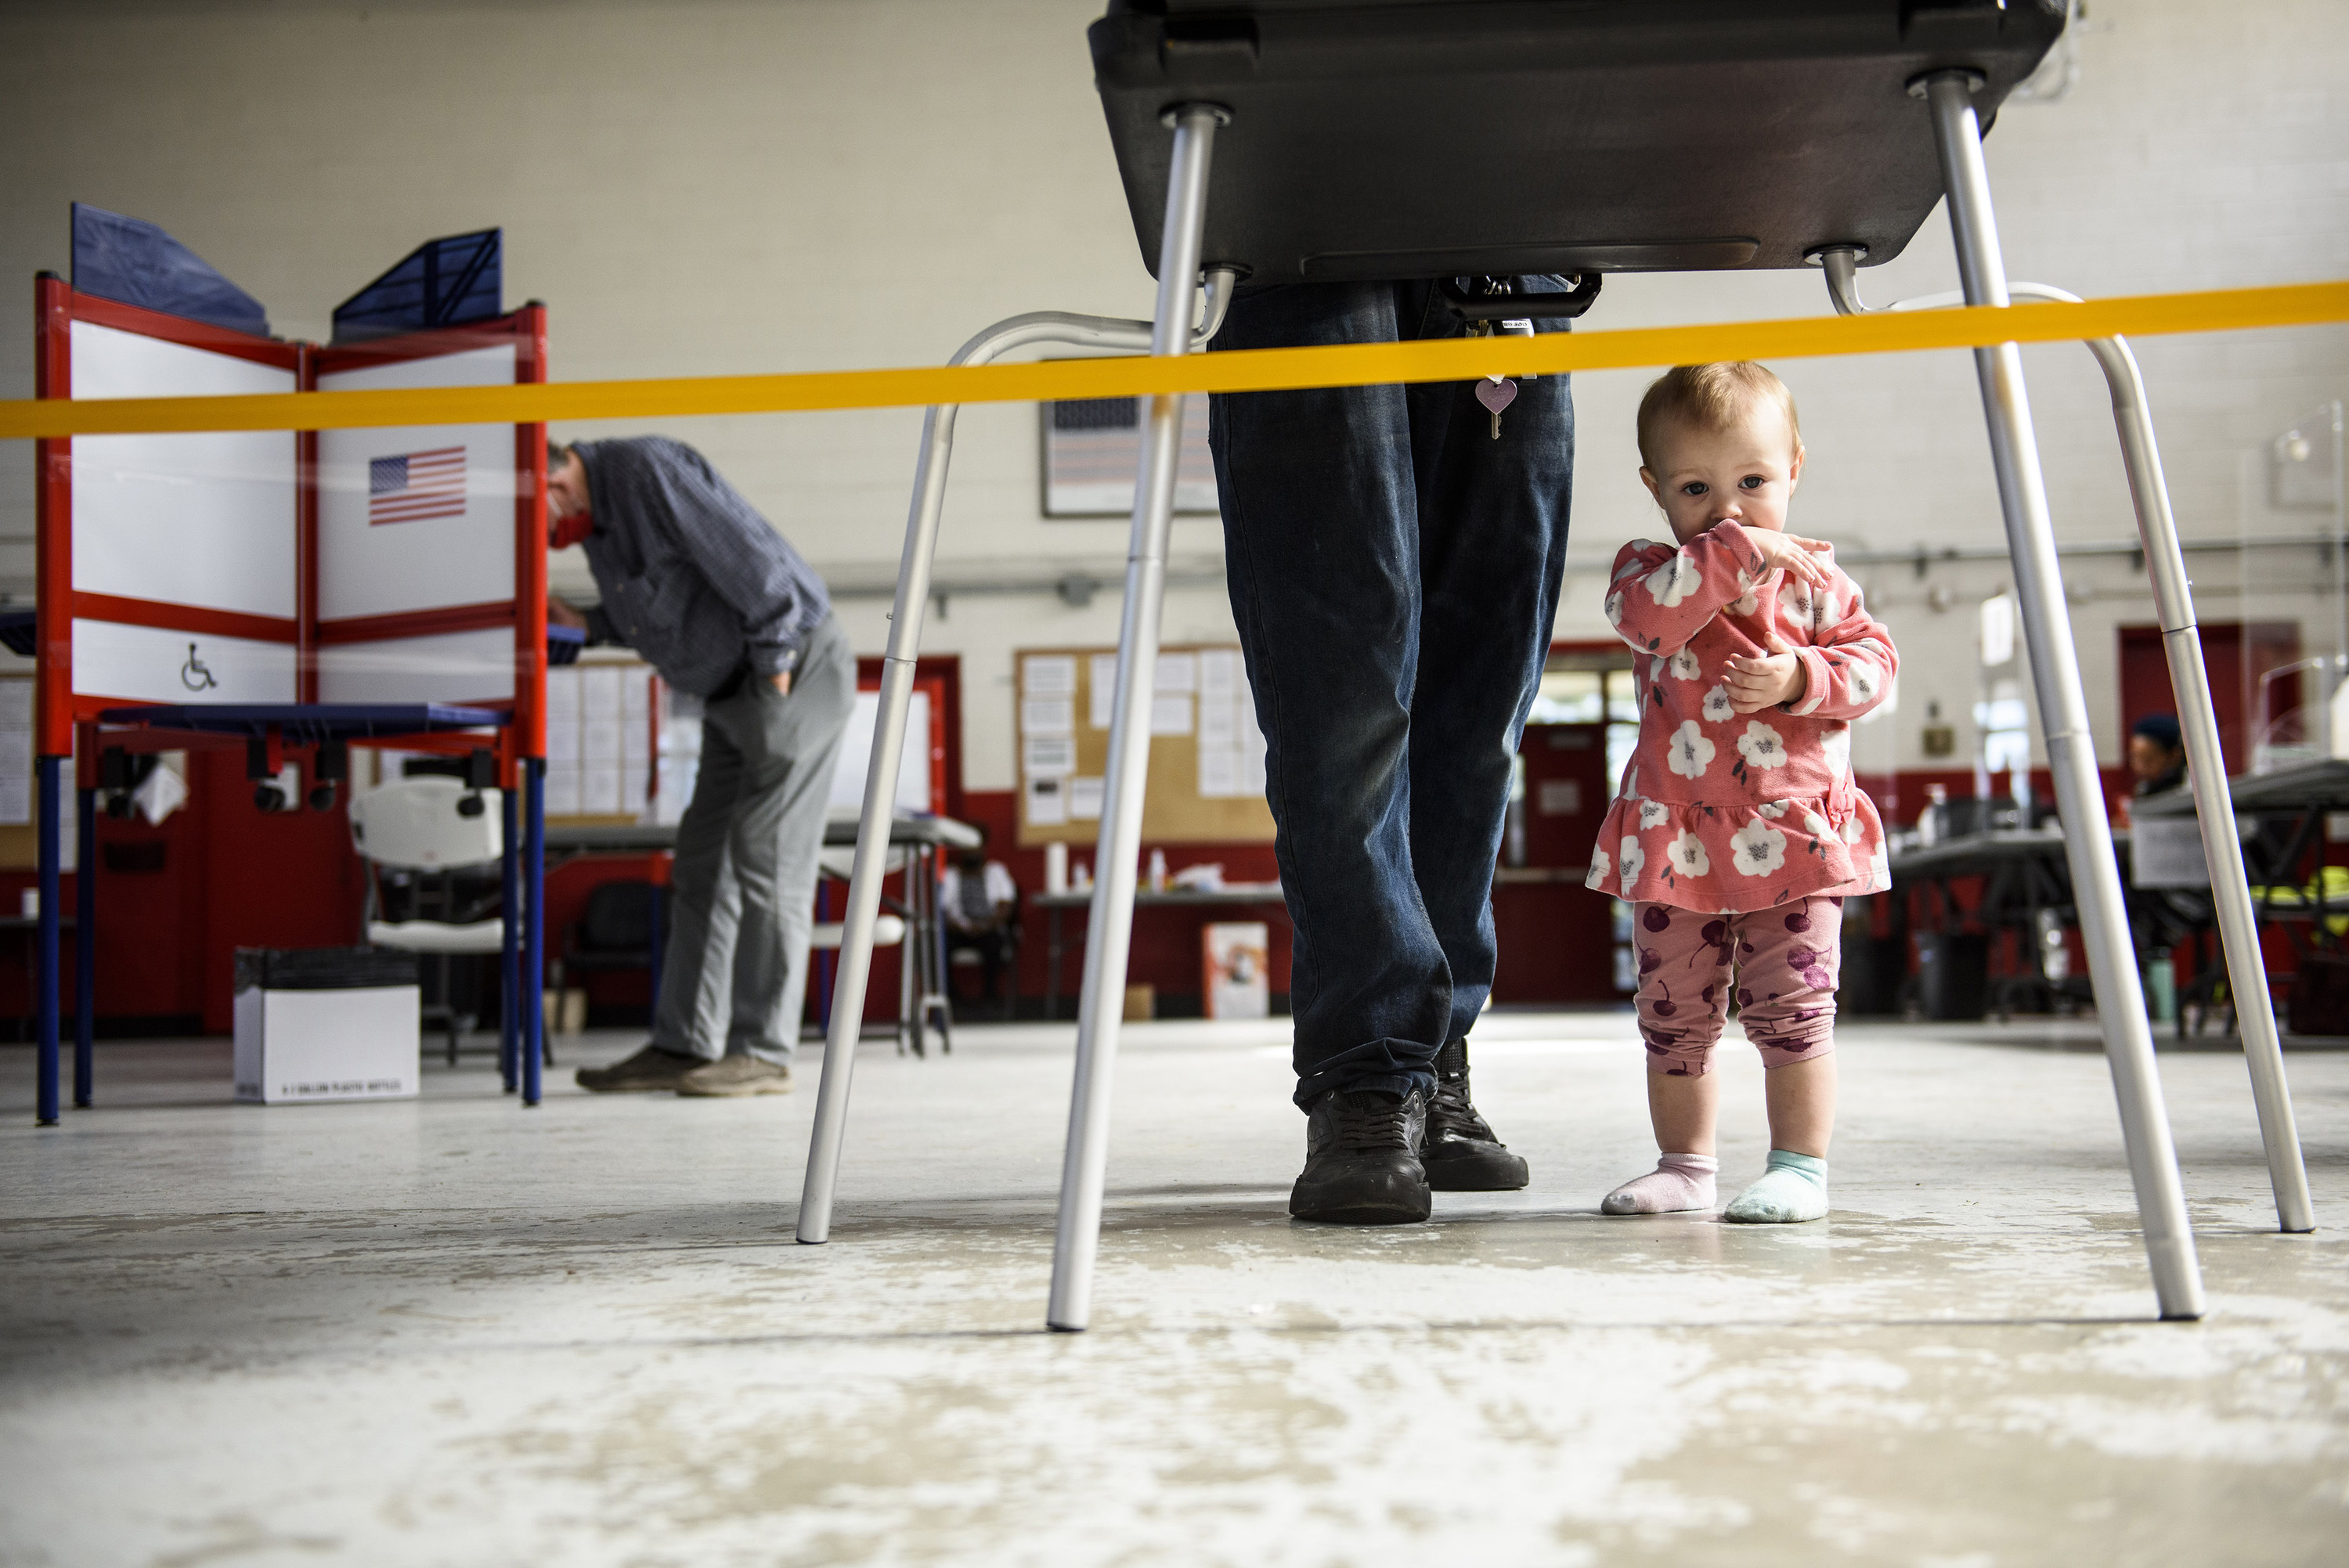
left=550, top=510, right=594, bottom=550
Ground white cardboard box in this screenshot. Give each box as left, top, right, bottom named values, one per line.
left=233, top=984, right=420, bottom=1104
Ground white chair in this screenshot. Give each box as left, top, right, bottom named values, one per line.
left=348, top=777, right=506, bottom=1061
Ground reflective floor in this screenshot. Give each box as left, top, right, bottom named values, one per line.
left=2, top=1015, right=2344, bottom=1566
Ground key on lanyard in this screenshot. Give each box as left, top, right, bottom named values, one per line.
left=1479, top=317, right=1535, bottom=439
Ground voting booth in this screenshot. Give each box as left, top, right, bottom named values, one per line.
left=797, top=0, right=2315, bottom=1332
left=29, top=212, right=554, bottom=1122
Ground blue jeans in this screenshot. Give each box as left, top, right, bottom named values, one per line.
left=1208, top=280, right=1575, bottom=1110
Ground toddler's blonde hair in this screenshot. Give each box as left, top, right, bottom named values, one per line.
left=1636, top=362, right=1802, bottom=471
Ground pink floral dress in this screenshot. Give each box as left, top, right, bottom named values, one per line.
left=1587, top=520, right=1897, bottom=913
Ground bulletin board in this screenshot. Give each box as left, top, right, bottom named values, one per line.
left=1016, top=643, right=1274, bottom=848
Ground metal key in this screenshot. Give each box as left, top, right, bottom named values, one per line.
left=1475, top=376, right=1517, bottom=439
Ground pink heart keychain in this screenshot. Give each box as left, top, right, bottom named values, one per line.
left=1475, top=377, right=1517, bottom=439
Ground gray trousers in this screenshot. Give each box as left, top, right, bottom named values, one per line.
left=654, top=611, right=853, bottom=1065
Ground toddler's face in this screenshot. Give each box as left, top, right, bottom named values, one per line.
left=1639, top=405, right=1804, bottom=547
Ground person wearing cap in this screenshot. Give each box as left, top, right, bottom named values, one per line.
left=545, top=437, right=853, bottom=1098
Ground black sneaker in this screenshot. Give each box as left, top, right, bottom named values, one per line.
left=1290, top=1087, right=1432, bottom=1224
left=1420, top=1038, right=1530, bottom=1191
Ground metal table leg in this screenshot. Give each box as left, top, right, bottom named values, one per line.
left=1046, top=103, right=1225, bottom=1333
left=501, top=784, right=520, bottom=1093
left=34, top=756, right=60, bottom=1127
left=1925, top=70, right=2204, bottom=1319
left=74, top=781, right=95, bottom=1108
left=1048, top=905, right=1063, bottom=1022
left=792, top=260, right=1235, bottom=1247
left=522, top=757, right=546, bottom=1107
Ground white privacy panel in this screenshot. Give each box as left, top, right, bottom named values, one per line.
left=829, top=690, right=932, bottom=815
left=316, top=343, right=519, bottom=621
left=68, top=322, right=297, bottom=618
left=74, top=619, right=297, bottom=705
left=316, top=627, right=514, bottom=705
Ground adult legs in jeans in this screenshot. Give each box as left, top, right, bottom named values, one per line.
left=1210, top=279, right=1573, bottom=1212
left=655, top=612, right=855, bottom=1069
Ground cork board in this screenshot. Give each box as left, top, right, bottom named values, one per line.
left=1016, top=644, right=1274, bottom=848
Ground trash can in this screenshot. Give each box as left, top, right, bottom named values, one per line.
left=1914, top=932, right=1989, bottom=1022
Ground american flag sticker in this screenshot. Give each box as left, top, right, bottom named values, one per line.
left=368, top=447, right=467, bottom=525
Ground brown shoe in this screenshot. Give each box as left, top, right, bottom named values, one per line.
left=676, top=1055, right=793, bottom=1098
left=576, top=1044, right=701, bottom=1093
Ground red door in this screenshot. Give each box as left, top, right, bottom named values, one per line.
left=1491, top=723, right=1617, bottom=1004
left=2119, top=622, right=2300, bottom=774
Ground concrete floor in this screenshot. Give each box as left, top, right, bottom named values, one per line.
left=2, top=1013, right=2344, bottom=1566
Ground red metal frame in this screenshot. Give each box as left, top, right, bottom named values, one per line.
left=35, top=284, right=549, bottom=766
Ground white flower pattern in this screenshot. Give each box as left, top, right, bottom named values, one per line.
left=1735, top=721, right=1788, bottom=770
left=1701, top=684, right=1734, bottom=723
left=1757, top=800, right=1789, bottom=819
left=1618, top=835, right=1646, bottom=890
left=1638, top=798, right=1669, bottom=829
left=1667, top=720, right=1715, bottom=780
left=1669, top=648, right=1702, bottom=682
left=1587, top=847, right=1610, bottom=886
left=1644, top=551, right=1701, bottom=607
left=1667, top=831, right=1710, bottom=878
left=1730, top=818, right=1788, bottom=877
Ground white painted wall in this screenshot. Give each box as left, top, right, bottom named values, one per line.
left=2, top=0, right=2343, bottom=789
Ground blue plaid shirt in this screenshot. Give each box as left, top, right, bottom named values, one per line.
left=576, top=438, right=831, bottom=697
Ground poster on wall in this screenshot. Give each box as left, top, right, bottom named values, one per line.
left=1041, top=391, right=1219, bottom=517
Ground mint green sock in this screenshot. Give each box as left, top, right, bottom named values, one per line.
left=1722, top=1149, right=1828, bottom=1224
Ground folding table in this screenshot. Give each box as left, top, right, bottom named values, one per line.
left=801, top=0, right=2311, bottom=1328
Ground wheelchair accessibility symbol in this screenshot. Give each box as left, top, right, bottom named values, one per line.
left=180, top=642, right=217, bottom=691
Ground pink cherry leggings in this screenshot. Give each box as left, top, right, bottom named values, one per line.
left=1630, top=897, right=1842, bottom=1076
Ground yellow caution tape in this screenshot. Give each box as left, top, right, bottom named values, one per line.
left=5, top=280, right=2344, bottom=439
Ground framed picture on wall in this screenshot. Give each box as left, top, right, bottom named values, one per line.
left=1040, top=391, right=1221, bottom=517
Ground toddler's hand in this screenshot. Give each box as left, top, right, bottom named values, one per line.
left=1744, top=528, right=1834, bottom=590
left=1725, top=629, right=1808, bottom=714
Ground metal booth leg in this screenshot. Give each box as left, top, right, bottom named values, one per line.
left=74, top=781, right=95, bottom=1108
left=1925, top=70, right=2206, bottom=1319
left=792, top=265, right=1235, bottom=1249
left=1045, top=103, right=1224, bottom=1333
left=522, top=757, right=546, bottom=1107
left=34, top=756, right=60, bottom=1127
left=501, top=782, right=521, bottom=1094
left=2091, top=337, right=2314, bottom=1233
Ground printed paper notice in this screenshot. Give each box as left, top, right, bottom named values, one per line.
left=1026, top=775, right=1069, bottom=827
left=1198, top=694, right=1238, bottom=747
left=1070, top=776, right=1104, bottom=820
left=0, top=680, right=31, bottom=825
left=1154, top=652, right=1197, bottom=693
left=1023, top=736, right=1077, bottom=778
left=1020, top=697, right=1074, bottom=737
left=1198, top=748, right=1242, bottom=798
left=1200, top=647, right=1239, bottom=700
left=1150, top=694, right=1193, bottom=736
left=1023, top=654, right=1077, bottom=697
left=1089, top=654, right=1120, bottom=729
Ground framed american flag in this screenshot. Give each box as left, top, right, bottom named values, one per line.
left=1040, top=391, right=1221, bottom=518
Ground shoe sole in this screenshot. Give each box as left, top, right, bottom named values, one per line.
left=575, top=1076, right=690, bottom=1093
left=1288, top=1178, right=1432, bottom=1225
left=674, top=1080, right=793, bottom=1098
left=1423, top=1147, right=1531, bottom=1192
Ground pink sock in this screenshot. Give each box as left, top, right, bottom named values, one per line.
left=1601, top=1152, right=1719, bottom=1216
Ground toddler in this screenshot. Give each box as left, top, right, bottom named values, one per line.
left=1588, top=362, right=1896, bottom=1224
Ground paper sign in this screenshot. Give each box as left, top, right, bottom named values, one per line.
left=1155, top=652, right=1197, bottom=694
left=1199, top=748, right=1241, bottom=798
left=1199, top=695, right=1238, bottom=746
left=1026, top=775, right=1068, bottom=826
left=1200, top=647, right=1239, bottom=700
left=1024, top=654, right=1077, bottom=697
left=1024, top=736, right=1077, bottom=778
left=1090, top=654, right=1120, bottom=729
left=1021, top=697, right=1073, bottom=737
left=1151, top=694, right=1193, bottom=736
left=1537, top=779, right=1582, bottom=816
left=1070, top=776, right=1105, bottom=820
